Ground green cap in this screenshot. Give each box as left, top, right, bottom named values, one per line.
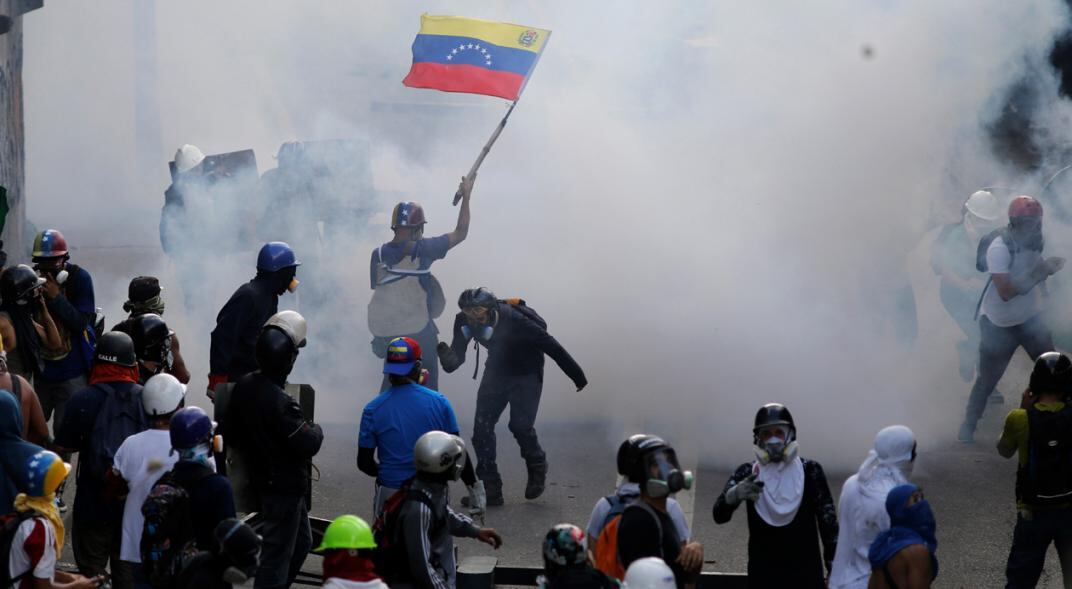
left=315, top=515, right=376, bottom=552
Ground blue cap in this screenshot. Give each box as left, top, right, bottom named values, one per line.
left=257, top=242, right=301, bottom=272
left=383, top=337, right=421, bottom=376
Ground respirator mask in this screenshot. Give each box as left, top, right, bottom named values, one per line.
left=641, top=448, right=693, bottom=499
left=461, top=307, right=496, bottom=342
left=753, top=425, right=799, bottom=465
left=33, top=263, right=68, bottom=285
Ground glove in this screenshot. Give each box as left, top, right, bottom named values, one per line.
left=438, top=342, right=461, bottom=373
left=467, top=480, right=487, bottom=519
left=725, top=474, right=763, bottom=506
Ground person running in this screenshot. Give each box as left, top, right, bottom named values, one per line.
left=997, top=351, right=1072, bottom=587
left=439, top=288, right=587, bottom=505
left=867, top=484, right=938, bottom=589
left=959, top=196, right=1065, bottom=442
left=367, top=176, right=476, bottom=392
left=830, top=426, right=917, bottom=589
left=713, top=403, right=838, bottom=588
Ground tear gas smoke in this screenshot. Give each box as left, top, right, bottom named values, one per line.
left=19, top=0, right=1072, bottom=470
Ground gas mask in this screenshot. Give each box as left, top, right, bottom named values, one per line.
left=34, top=264, right=68, bottom=285
left=1009, top=217, right=1044, bottom=252
left=461, top=307, right=497, bottom=342
left=753, top=426, right=799, bottom=464
left=217, top=521, right=261, bottom=587
left=287, top=278, right=300, bottom=293
left=641, top=448, right=693, bottom=499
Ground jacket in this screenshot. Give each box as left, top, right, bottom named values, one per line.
left=396, top=477, right=480, bottom=589
left=209, top=275, right=280, bottom=381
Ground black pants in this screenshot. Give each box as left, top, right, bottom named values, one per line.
left=963, top=315, right=1053, bottom=429
left=254, top=494, right=312, bottom=589
left=472, top=372, right=545, bottom=486
left=72, top=509, right=120, bottom=578
left=1005, top=509, right=1072, bottom=588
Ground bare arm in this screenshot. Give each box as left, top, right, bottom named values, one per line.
left=35, top=297, right=63, bottom=352
left=21, top=378, right=50, bottom=446
left=169, top=333, right=191, bottom=384
left=446, top=175, right=474, bottom=249
left=992, top=257, right=1065, bottom=301
left=38, top=570, right=103, bottom=589
left=0, top=314, right=15, bottom=354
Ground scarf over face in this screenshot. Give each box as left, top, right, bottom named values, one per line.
left=868, top=483, right=938, bottom=579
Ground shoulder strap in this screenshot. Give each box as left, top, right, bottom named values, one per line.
left=9, top=373, right=20, bottom=403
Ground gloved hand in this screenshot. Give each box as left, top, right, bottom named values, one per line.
left=725, top=474, right=763, bottom=506
left=438, top=342, right=461, bottom=373
left=467, top=480, right=487, bottom=520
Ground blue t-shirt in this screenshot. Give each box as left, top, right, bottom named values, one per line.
left=358, top=383, right=460, bottom=488
left=369, top=235, right=451, bottom=290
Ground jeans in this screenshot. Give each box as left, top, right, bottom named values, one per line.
left=963, top=315, right=1053, bottom=430
left=372, top=483, right=399, bottom=520
left=1005, top=509, right=1072, bottom=588
left=37, top=374, right=87, bottom=431
left=472, top=372, right=545, bottom=486
left=254, top=494, right=312, bottom=589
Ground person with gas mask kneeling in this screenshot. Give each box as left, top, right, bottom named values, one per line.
left=713, top=403, right=838, bottom=588
left=615, top=435, right=703, bottom=588
left=218, top=311, right=323, bottom=589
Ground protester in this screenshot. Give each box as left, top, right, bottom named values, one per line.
left=313, top=515, right=389, bottom=589
left=0, top=345, right=49, bottom=447
left=930, top=190, right=1005, bottom=385
left=615, top=435, right=702, bottom=588
left=114, top=313, right=178, bottom=385
left=32, top=229, right=97, bottom=429
left=7, top=449, right=104, bottom=589
left=113, top=277, right=190, bottom=384
left=208, top=241, right=300, bottom=397
left=219, top=311, right=322, bottom=589
left=0, top=264, right=61, bottom=384
left=830, top=425, right=918, bottom=589
left=586, top=436, right=691, bottom=556
left=358, top=336, right=484, bottom=517
left=164, top=406, right=234, bottom=550
left=867, top=484, right=938, bottom=589
left=108, top=373, right=186, bottom=589
left=53, top=331, right=147, bottom=578
left=440, top=288, right=587, bottom=504
left=367, top=175, right=475, bottom=391
left=379, top=431, right=500, bottom=587
left=160, top=144, right=206, bottom=258
left=996, top=351, right=1072, bottom=587
left=960, top=196, right=1065, bottom=442
left=174, top=519, right=262, bottom=589
left=537, top=523, right=618, bottom=589
left=0, top=391, right=43, bottom=513
left=622, top=558, right=676, bottom=589
left=713, top=403, right=838, bottom=588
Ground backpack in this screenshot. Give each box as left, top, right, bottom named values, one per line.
left=1017, top=406, right=1072, bottom=506
left=976, top=227, right=1014, bottom=273
left=371, top=480, right=441, bottom=584
left=593, top=498, right=662, bottom=580
left=85, top=383, right=148, bottom=483
left=502, top=298, right=547, bottom=330
left=367, top=243, right=446, bottom=338
left=0, top=510, right=37, bottom=586
left=140, top=470, right=201, bottom=589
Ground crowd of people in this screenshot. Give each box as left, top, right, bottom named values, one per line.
left=0, top=166, right=1070, bottom=589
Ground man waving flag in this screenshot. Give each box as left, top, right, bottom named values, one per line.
left=403, top=14, right=551, bottom=101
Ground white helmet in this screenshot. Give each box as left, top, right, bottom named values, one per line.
left=623, top=557, right=676, bottom=589
left=174, top=144, right=206, bottom=173
left=413, top=431, right=466, bottom=480
left=142, top=373, right=186, bottom=418
left=264, top=310, right=307, bottom=348
left=965, top=190, right=1002, bottom=222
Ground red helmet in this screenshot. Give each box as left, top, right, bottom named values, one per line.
left=32, top=229, right=69, bottom=260
left=1009, top=195, right=1043, bottom=218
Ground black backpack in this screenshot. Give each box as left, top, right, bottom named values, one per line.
left=0, top=510, right=37, bottom=586
left=502, top=298, right=547, bottom=330
left=141, top=470, right=203, bottom=589
left=1018, top=406, right=1072, bottom=506
left=976, top=227, right=1016, bottom=273
left=85, top=383, right=148, bottom=483
left=371, top=480, right=442, bottom=584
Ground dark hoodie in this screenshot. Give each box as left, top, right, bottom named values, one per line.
left=0, top=391, right=45, bottom=512
left=209, top=271, right=292, bottom=381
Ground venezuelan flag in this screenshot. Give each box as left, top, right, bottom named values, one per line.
left=402, top=14, right=550, bottom=101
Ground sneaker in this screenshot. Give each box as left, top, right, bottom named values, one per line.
left=958, top=422, right=975, bottom=443
left=56, top=496, right=68, bottom=514
left=525, top=462, right=548, bottom=500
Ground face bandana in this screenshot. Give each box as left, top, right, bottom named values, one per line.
left=124, top=295, right=166, bottom=316
left=868, top=483, right=938, bottom=578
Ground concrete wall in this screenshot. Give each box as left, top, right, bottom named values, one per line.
left=0, top=0, right=29, bottom=259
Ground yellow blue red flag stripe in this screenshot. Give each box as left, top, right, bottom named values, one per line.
left=403, top=14, right=551, bottom=101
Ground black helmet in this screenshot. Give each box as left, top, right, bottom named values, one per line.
left=0, top=265, right=44, bottom=306
left=1030, top=352, right=1072, bottom=395
left=127, top=314, right=173, bottom=365
left=458, top=287, right=497, bottom=310
left=96, top=331, right=137, bottom=367
left=214, top=519, right=262, bottom=574
left=754, top=403, right=795, bottom=433
left=256, top=325, right=298, bottom=380
left=617, top=434, right=670, bottom=482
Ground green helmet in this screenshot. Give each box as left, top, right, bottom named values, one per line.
left=314, top=515, right=376, bottom=552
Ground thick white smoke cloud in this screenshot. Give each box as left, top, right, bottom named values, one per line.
left=19, top=0, right=1072, bottom=469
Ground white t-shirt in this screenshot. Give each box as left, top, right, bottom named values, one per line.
left=828, top=474, right=892, bottom=589
left=8, top=516, right=57, bottom=589
left=981, top=236, right=1043, bottom=327
left=113, top=429, right=179, bottom=563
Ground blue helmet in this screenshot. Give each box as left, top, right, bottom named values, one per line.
left=170, top=406, right=214, bottom=450
left=257, top=242, right=301, bottom=272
